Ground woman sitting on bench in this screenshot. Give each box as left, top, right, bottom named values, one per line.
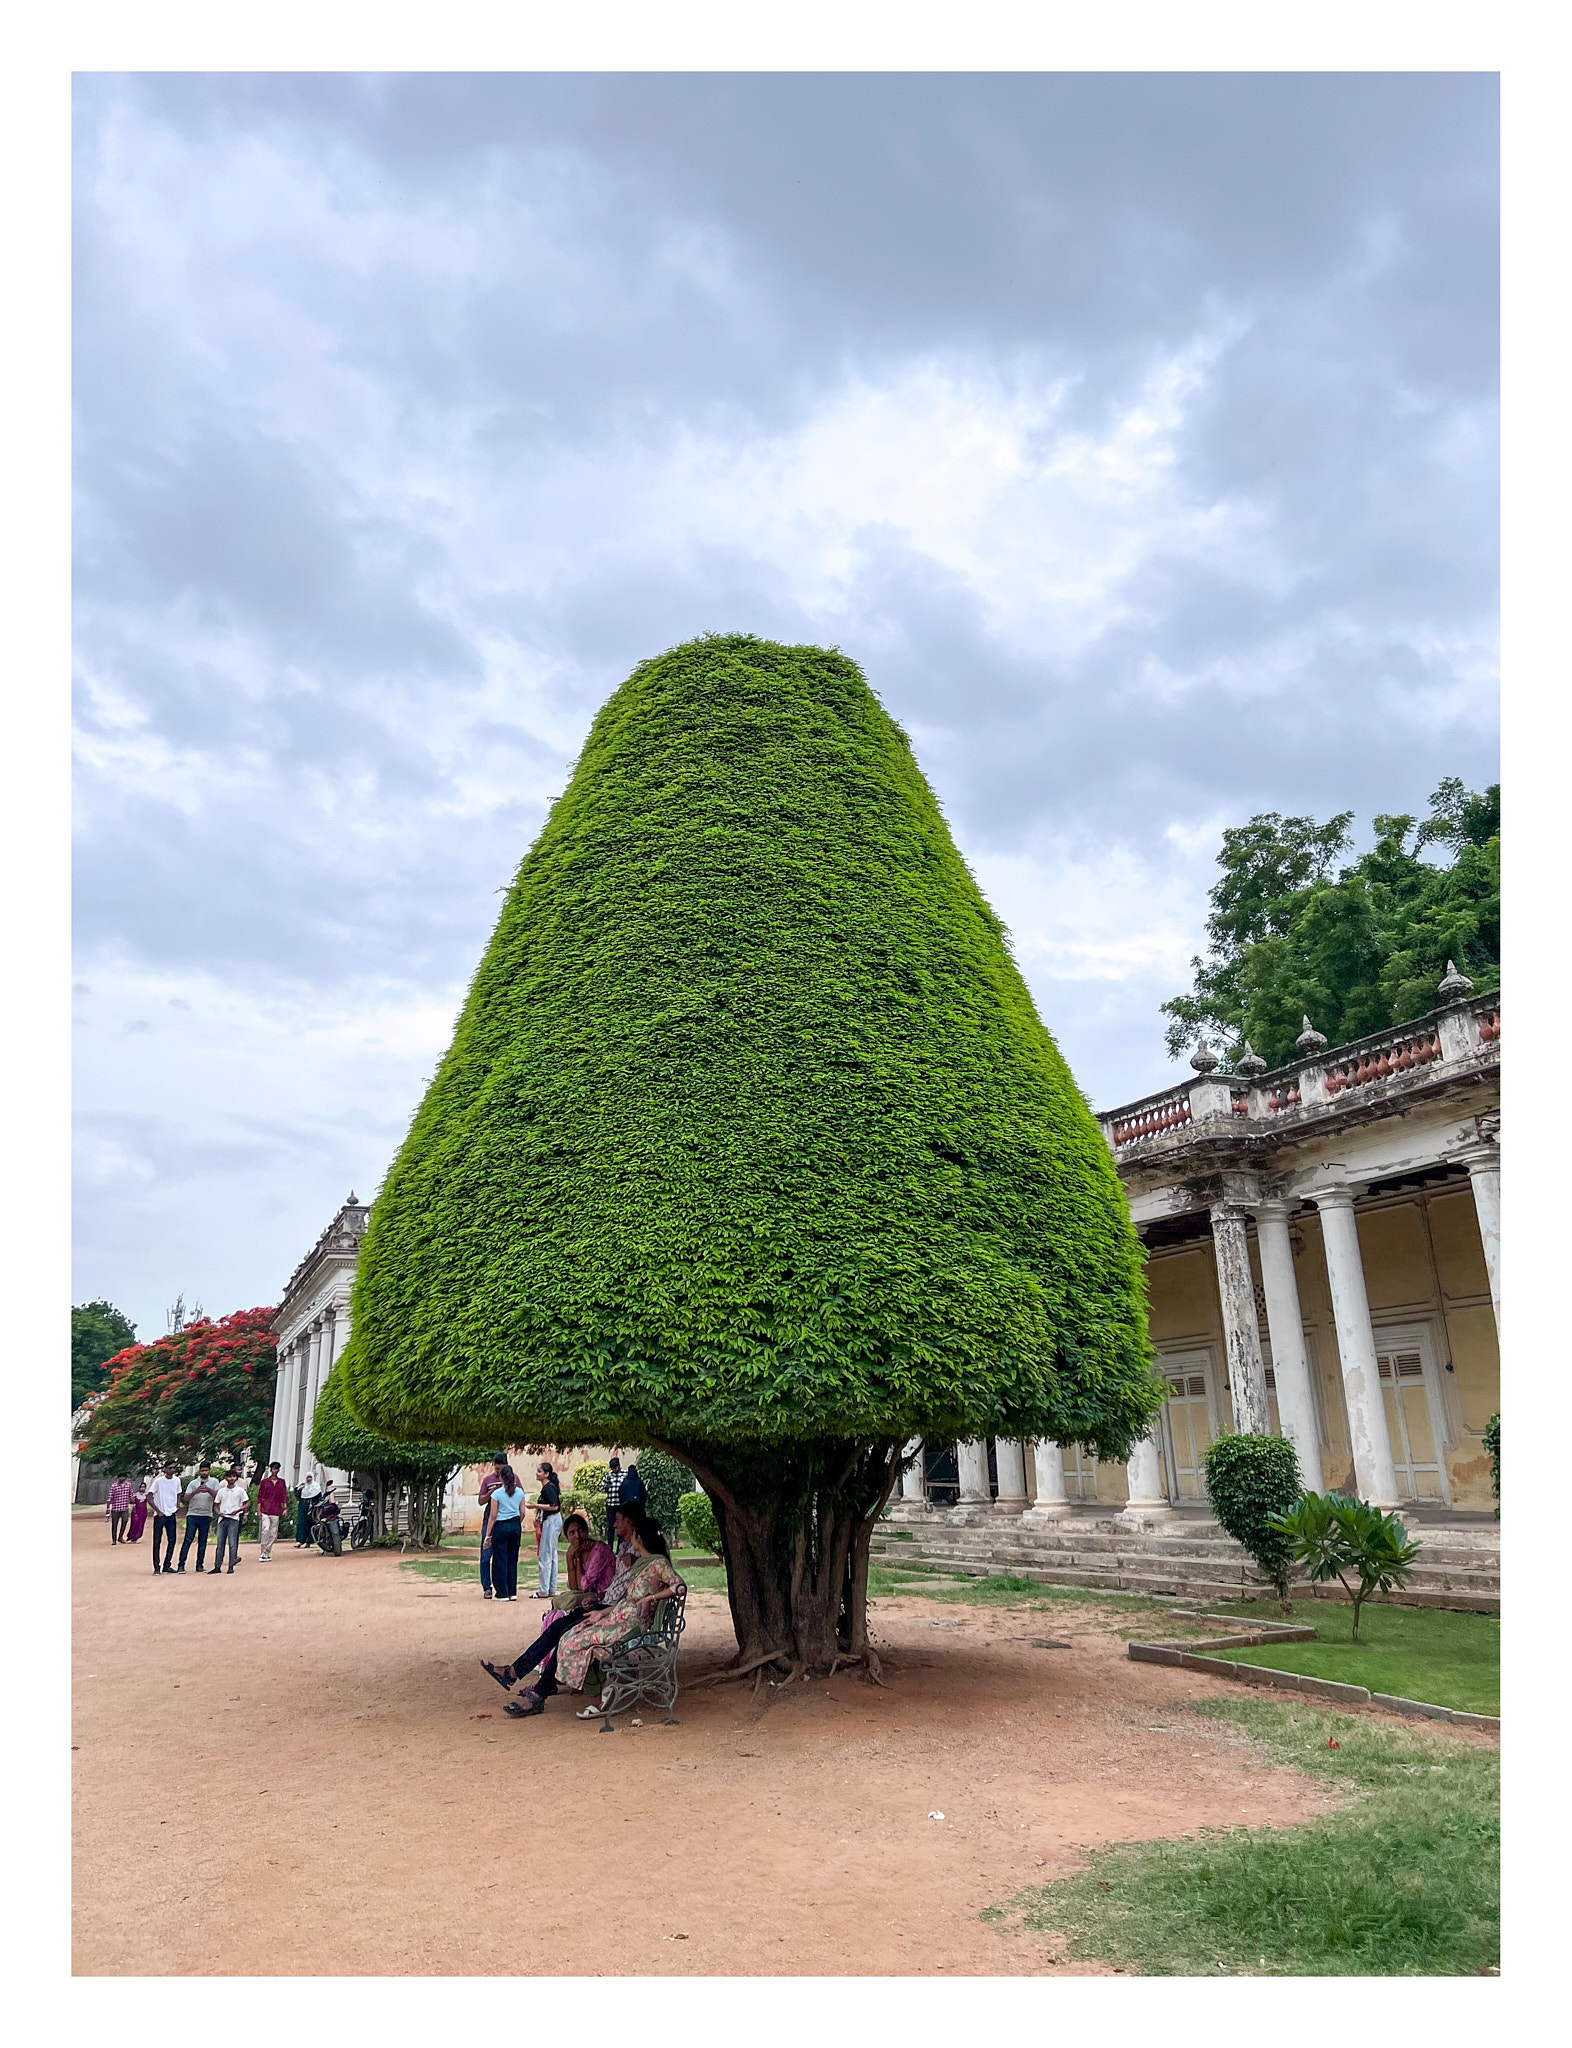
left=491, top=1504, right=683, bottom=1720
left=481, top=1510, right=620, bottom=1706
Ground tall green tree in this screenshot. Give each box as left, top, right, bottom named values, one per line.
left=72, top=1300, right=137, bottom=1412
left=309, top=1364, right=488, bottom=1547
left=1162, top=777, right=1499, bottom=1069
left=340, top=634, right=1162, bottom=1677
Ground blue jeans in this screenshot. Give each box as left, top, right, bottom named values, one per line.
left=212, top=1518, right=241, bottom=1570
left=490, top=1521, right=522, bottom=1599
left=179, top=1517, right=211, bottom=1570
left=537, top=1512, right=562, bottom=1594
left=480, top=1537, right=494, bottom=1595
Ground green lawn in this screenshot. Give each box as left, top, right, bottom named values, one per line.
left=1217, top=1600, right=1498, bottom=1716
left=869, top=1565, right=1179, bottom=1619
left=985, top=1696, right=1499, bottom=1976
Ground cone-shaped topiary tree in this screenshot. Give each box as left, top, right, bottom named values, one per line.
left=341, top=634, right=1163, bottom=1673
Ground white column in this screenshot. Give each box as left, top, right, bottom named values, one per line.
left=992, top=1439, right=1028, bottom=1513
left=307, top=1314, right=336, bottom=1462
left=1309, top=1187, right=1399, bottom=1508
left=280, top=1340, right=304, bottom=1483
left=1253, top=1201, right=1321, bottom=1490
left=268, top=1340, right=295, bottom=1470
left=1022, top=1440, right=1071, bottom=1521
left=1210, top=1200, right=1270, bottom=1436
left=1120, top=1429, right=1171, bottom=1519
left=294, top=1325, right=322, bottom=1481
left=900, top=1439, right=925, bottom=1501
left=1465, top=1160, right=1501, bottom=1329
left=955, top=1439, right=991, bottom=1505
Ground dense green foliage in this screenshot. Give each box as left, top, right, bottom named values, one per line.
left=1203, top=1433, right=1303, bottom=1611
left=309, top=1364, right=488, bottom=1480
left=1483, top=1412, right=1500, bottom=1510
left=571, top=1458, right=611, bottom=1499
left=636, top=1447, right=697, bottom=1536
left=1162, top=778, right=1499, bottom=1068
left=1272, top=1493, right=1421, bottom=1640
left=1223, top=1599, right=1499, bottom=1716
left=72, top=1299, right=137, bottom=1413
left=342, top=633, right=1159, bottom=1459
left=74, top=1307, right=276, bottom=1474
left=990, top=1697, right=1498, bottom=1975
left=681, top=1490, right=721, bottom=1555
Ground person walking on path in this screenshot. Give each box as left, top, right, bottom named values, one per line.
left=149, top=1463, right=181, bottom=1573
left=295, top=1469, right=321, bottom=1547
left=477, top=1455, right=508, bottom=1599
left=127, top=1479, right=149, bottom=1543
left=105, top=1476, right=133, bottom=1544
left=257, top=1462, right=288, bottom=1560
left=177, top=1464, right=217, bottom=1573
left=486, top=1464, right=526, bottom=1600
left=210, top=1469, right=248, bottom=1574
left=532, top=1461, right=563, bottom=1599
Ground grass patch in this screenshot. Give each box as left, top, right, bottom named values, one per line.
left=870, top=1568, right=1178, bottom=1619
left=985, top=1696, right=1498, bottom=1976
left=1217, top=1601, right=1498, bottom=1716
left=402, top=1554, right=488, bottom=1583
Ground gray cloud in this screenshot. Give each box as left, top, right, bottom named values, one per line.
left=72, top=73, right=1498, bottom=1333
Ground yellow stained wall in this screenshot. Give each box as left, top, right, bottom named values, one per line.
left=1138, top=1191, right=1499, bottom=1511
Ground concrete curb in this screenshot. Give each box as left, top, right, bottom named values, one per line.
left=1127, top=1640, right=1500, bottom=1730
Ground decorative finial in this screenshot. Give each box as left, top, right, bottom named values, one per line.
left=1189, top=1038, right=1219, bottom=1074
left=1295, top=1015, right=1328, bottom=1057
left=1436, top=958, right=1474, bottom=1001
left=1236, top=1040, right=1268, bottom=1078
left=346, top=1191, right=359, bottom=1205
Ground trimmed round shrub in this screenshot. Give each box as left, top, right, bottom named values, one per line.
left=570, top=1458, right=611, bottom=1499
left=635, top=1447, right=697, bottom=1536
left=681, top=1490, right=721, bottom=1555
left=1203, top=1432, right=1303, bottom=1612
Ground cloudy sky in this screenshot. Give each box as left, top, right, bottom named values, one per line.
left=72, top=72, right=1499, bottom=1340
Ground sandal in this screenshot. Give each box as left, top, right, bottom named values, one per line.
left=576, top=1701, right=606, bottom=1720
left=480, top=1660, right=516, bottom=1691
left=504, top=1692, right=546, bottom=1719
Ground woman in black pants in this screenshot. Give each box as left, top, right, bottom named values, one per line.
left=487, top=1464, right=527, bottom=1601
left=479, top=1510, right=623, bottom=1706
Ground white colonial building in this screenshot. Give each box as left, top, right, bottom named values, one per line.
left=267, top=1193, right=368, bottom=1487
left=888, top=970, right=1500, bottom=1563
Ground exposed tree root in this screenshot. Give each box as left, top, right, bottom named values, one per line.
left=685, top=1643, right=794, bottom=1690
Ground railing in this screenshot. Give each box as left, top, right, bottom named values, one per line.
left=1323, top=1023, right=1442, bottom=1098
left=1107, top=1090, right=1193, bottom=1147
left=1102, top=990, right=1499, bottom=1155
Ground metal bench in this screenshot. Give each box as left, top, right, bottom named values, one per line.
left=596, top=1582, right=688, bottom=1731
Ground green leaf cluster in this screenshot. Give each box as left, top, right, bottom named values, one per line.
left=680, top=1490, right=721, bottom=1554
left=1162, top=778, right=1499, bottom=1067
left=72, top=1299, right=137, bottom=1413
left=1271, top=1491, right=1421, bottom=1639
left=341, top=634, right=1160, bottom=1459
left=633, top=1446, right=698, bottom=1536
left=1483, top=1412, right=1499, bottom=1509
left=309, top=1363, right=488, bottom=1481
left=1202, top=1432, right=1302, bottom=1609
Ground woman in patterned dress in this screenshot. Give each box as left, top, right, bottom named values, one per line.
left=513, top=1506, right=683, bottom=1717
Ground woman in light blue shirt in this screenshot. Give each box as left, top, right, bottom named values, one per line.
left=487, top=1465, right=527, bottom=1601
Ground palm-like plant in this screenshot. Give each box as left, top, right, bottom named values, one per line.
left=1270, top=1492, right=1421, bottom=1640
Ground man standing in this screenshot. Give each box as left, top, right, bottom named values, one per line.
left=177, top=1464, right=217, bottom=1573
left=105, top=1475, right=132, bottom=1544
left=295, top=1467, right=321, bottom=1547
left=532, top=1460, right=562, bottom=1599
left=257, top=1461, right=288, bottom=1561
left=210, top=1467, right=248, bottom=1574
left=600, top=1456, right=625, bottom=1546
left=149, top=1461, right=181, bottom=1574
left=477, top=1454, right=508, bottom=1599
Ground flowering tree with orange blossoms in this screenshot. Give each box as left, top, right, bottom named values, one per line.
left=75, top=1307, right=278, bottom=1474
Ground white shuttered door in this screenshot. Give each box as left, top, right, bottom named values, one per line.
left=1374, top=1325, right=1449, bottom=1502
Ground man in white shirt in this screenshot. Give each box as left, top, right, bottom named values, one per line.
left=149, top=1462, right=182, bottom=1574
left=210, top=1469, right=249, bottom=1574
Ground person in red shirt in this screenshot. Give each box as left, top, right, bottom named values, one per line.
left=256, top=1461, right=289, bottom=1561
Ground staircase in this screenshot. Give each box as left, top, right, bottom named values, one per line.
left=872, top=1508, right=1499, bottom=1613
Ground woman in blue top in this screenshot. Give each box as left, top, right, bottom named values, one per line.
left=486, top=1465, right=527, bottom=1601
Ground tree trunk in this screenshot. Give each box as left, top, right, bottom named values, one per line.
left=656, top=1436, right=902, bottom=1676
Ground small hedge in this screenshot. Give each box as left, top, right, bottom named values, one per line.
left=681, top=1490, right=721, bottom=1555
left=571, top=1458, right=611, bottom=1500
left=1203, top=1432, right=1303, bottom=1612
left=637, top=1448, right=697, bottom=1537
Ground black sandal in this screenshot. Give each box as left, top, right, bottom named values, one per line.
left=480, top=1660, right=516, bottom=1691
left=504, top=1691, right=546, bottom=1719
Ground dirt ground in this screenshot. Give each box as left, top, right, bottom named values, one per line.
left=74, top=1513, right=1351, bottom=1977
